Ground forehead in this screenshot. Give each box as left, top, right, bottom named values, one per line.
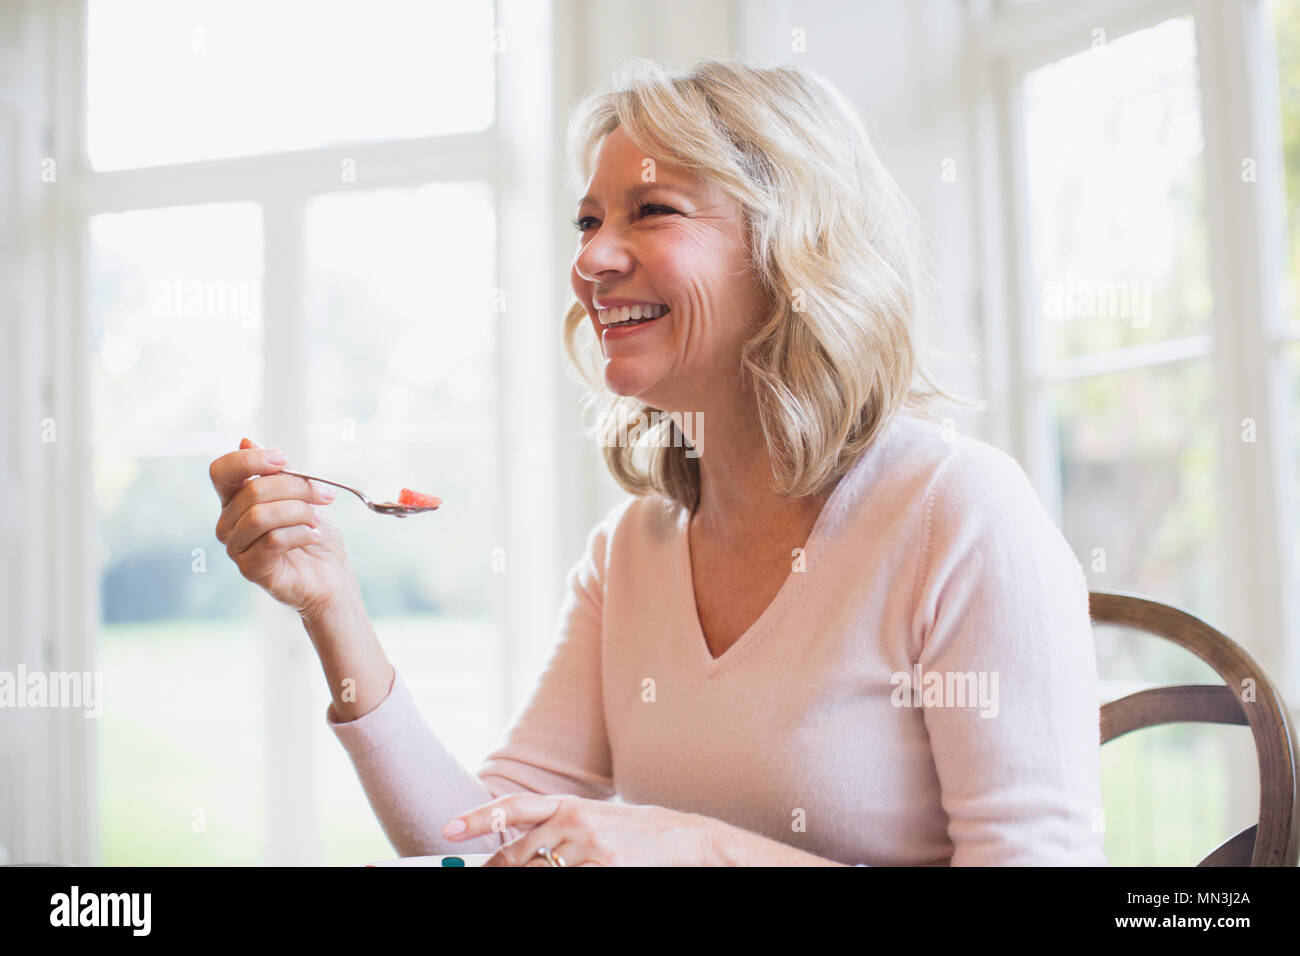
left=578, top=126, right=712, bottom=206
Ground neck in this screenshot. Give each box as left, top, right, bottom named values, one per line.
left=687, top=384, right=829, bottom=543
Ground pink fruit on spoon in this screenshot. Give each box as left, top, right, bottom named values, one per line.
left=398, top=488, right=442, bottom=510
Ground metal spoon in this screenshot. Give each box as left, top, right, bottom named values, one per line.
left=277, top=468, right=440, bottom=518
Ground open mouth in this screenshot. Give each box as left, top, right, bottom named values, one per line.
left=606, top=309, right=669, bottom=330
left=597, top=303, right=670, bottom=330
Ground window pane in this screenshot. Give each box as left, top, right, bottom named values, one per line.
left=89, top=203, right=264, bottom=450
left=301, top=185, right=503, bottom=863
left=89, top=203, right=266, bottom=863
left=1023, top=17, right=1212, bottom=362
left=1098, top=715, right=1250, bottom=865
left=99, top=609, right=264, bottom=864
left=1052, top=359, right=1222, bottom=625
left=302, top=184, right=497, bottom=443
left=1091, top=618, right=1249, bottom=867
left=87, top=0, right=496, bottom=171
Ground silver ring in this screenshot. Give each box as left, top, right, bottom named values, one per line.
left=535, top=845, right=558, bottom=866
left=552, top=851, right=568, bottom=867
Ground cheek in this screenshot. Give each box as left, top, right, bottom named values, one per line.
left=661, top=227, right=716, bottom=266
left=661, top=226, right=752, bottom=302
left=649, top=235, right=727, bottom=305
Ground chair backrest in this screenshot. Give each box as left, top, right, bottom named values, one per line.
left=1090, top=590, right=1300, bottom=866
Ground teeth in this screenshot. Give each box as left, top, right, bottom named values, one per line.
left=597, top=303, right=669, bottom=325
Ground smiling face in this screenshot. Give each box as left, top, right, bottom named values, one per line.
left=570, top=126, right=769, bottom=407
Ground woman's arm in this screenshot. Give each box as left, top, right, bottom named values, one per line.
left=325, top=665, right=508, bottom=857
left=300, top=573, right=394, bottom=723
left=306, top=573, right=509, bottom=856
left=322, top=504, right=625, bottom=858
left=910, top=441, right=1106, bottom=866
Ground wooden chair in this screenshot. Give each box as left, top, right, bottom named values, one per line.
left=1090, top=590, right=1300, bottom=866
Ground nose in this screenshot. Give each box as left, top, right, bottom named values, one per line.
left=573, top=223, right=634, bottom=284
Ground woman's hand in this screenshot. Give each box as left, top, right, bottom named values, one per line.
left=442, top=794, right=717, bottom=867
left=208, top=437, right=351, bottom=619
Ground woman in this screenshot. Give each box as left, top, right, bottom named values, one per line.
left=208, top=55, right=1105, bottom=866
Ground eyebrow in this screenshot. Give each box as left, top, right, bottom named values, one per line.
left=576, top=182, right=701, bottom=209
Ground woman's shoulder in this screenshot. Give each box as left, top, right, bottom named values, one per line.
left=833, top=413, right=1015, bottom=515
left=834, top=413, right=1062, bottom=566
left=880, top=416, right=1080, bottom=587
left=868, top=413, right=1041, bottom=516
left=576, top=492, right=681, bottom=569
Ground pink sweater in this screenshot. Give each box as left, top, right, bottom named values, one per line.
left=327, top=412, right=1107, bottom=865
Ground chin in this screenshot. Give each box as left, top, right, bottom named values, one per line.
left=599, top=356, right=661, bottom=398
left=603, top=370, right=654, bottom=399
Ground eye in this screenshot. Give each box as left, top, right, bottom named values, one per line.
left=571, top=203, right=679, bottom=234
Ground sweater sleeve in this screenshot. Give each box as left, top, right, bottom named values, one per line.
left=910, top=440, right=1106, bottom=866
left=475, top=512, right=616, bottom=799
left=326, top=668, right=508, bottom=857
left=325, top=510, right=615, bottom=857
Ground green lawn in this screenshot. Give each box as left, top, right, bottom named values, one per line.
left=1099, top=722, right=1245, bottom=866
left=98, top=614, right=504, bottom=866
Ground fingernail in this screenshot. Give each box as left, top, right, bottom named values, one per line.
left=442, top=818, right=466, bottom=836
left=318, top=485, right=335, bottom=501
left=311, top=506, right=325, bottom=523
left=266, top=450, right=288, bottom=464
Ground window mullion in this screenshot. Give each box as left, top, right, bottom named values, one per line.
left=1194, top=0, right=1295, bottom=698
left=494, top=0, right=562, bottom=715
left=980, top=0, right=1195, bottom=72
left=67, top=133, right=497, bottom=215
left=1000, top=59, right=1062, bottom=521
left=968, top=2, right=1017, bottom=455
left=1035, top=335, right=1214, bottom=382
left=259, top=195, right=320, bottom=865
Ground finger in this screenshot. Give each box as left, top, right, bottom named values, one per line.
left=549, top=842, right=578, bottom=868
left=235, top=523, right=323, bottom=582
left=516, top=841, right=581, bottom=867
left=483, top=823, right=565, bottom=867
left=209, top=439, right=289, bottom=508
left=226, top=498, right=321, bottom=556
left=502, top=831, right=582, bottom=868
left=216, top=472, right=335, bottom=543
left=444, top=793, right=563, bottom=842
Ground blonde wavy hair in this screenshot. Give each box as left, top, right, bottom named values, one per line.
left=562, top=54, right=982, bottom=513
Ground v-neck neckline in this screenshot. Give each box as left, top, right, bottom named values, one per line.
left=676, top=455, right=861, bottom=673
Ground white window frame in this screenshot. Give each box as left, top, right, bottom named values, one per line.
left=968, top=0, right=1300, bottom=832
left=970, top=0, right=1298, bottom=692
left=40, top=0, right=567, bottom=864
